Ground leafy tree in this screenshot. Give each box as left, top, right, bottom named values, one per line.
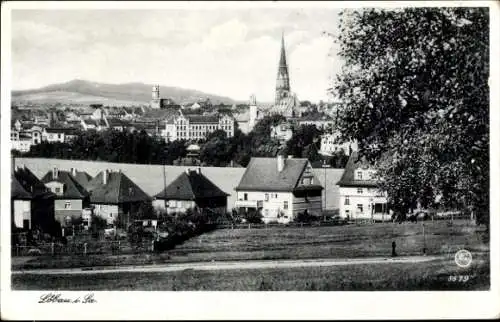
left=332, top=8, right=489, bottom=226
left=285, top=125, right=323, bottom=161
left=200, top=130, right=234, bottom=166
left=136, top=201, right=157, bottom=220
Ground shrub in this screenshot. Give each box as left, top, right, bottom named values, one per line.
left=294, top=210, right=314, bottom=223
left=242, top=209, right=262, bottom=224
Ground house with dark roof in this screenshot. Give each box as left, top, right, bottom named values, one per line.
left=43, top=127, right=80, bottom=143
left=40, top=168, right=91, bottom=227
left=12, top=166, right=55, bottom=232
left=107, top=118, right=130, bottom=131
left=72, top=169, right=93, bottom=190
left=86, top=169, right=151, bottom=227
left=153, top=168, right=229, bottom=214
left=234, top=155, right=323, bottom=224
left=336, top=151, right=388, bottom=221
left=297, top=113, right=334, bottom=131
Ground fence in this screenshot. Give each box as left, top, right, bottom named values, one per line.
left=215, top=220, right=346, bottom=230
left=11, top=239, right=155, bottom=257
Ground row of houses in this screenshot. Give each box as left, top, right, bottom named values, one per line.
left=12, top=152, right=388, bottom=234
left=11, top=105, right=237, bottom=153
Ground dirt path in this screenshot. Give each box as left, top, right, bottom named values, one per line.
left=12, top=255, right=445, bottom=275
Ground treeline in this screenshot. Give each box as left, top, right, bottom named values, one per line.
left=15, top=115, right=348, bottom=168
left=21, top=130, right=188, bottom=165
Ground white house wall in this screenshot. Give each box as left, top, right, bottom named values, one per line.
left=92, top=204, right=120, bottom=225
left=13, top=200, right=31, bottom=229
left=236, top=191, right=293, bottom=223
left=338, top=186, right=388, bottom=220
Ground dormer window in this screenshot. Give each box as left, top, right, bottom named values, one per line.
left=356, top=171, right=363, bottom=180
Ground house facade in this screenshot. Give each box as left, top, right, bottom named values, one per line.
left=162, top=113, right=235, bottom=142
left=271, top=122, right=294, bottom=144
left=320, top=132, right=358, bottom=156
left=12, top=166, right=55, bottom=232
left=337, top=152, right=389, bottom=221
left=41, top=127, right=80, bottom=143
left=234, top=155, right=323, bottom=224
left=153, top=168, right=228, bottom=215
left=41, top=168, right=91, bottom=227
left=87, top=169, right=151, bottom=227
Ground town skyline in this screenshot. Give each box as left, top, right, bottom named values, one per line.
left=12, top=8, right=342, bottom=102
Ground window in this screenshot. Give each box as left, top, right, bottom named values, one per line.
left=265, top=209, right=269, bottom=217
left=344, top=197, right=350, bottom=205
left=302, top=178, right=311, bottom=185
left=357, top=188, right=363, bottom=194
left=244, top=193, right=248, bottom=201
left=345, top=210, right=350, bottom=218
left=55, top=187, right=61, bottom=194
left=265, top=193, right=269, bottom=201
left=109, top=214, right=113, bottom=218
left=284, top=201, right=288, bottom=210
left=356, top=171, right=363, bottom=180
left=64, top=201, right=71, bottom=209
left=357, top=204, right=363, bottom=213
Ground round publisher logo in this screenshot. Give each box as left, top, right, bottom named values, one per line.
left=455, top=249, right=472, bottom=268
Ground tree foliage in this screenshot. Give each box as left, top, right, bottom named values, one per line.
left=285, top=124, right=323, bottom=161
left=333, top=8, right=489, bottom=224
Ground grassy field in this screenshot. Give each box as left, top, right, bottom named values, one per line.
left=12, top=220, right=488, bottom=271
left=12, top=256, right=489, bottom=291
left=167, top=219, right=488, bottom=262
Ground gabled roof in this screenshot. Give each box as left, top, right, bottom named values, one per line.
left=11, top=175, right=32, bottom=199
left=13, top=167, right=55, bottom=200
left=155, top=170, right=229, bottom=200
left=107, top=118, right=129, bottom=127
left=336, top=151, right=378, bottom=187
left=186, top=115, right=219, bottom=124
left=235, top=157, right=314, bottom=192
left=299, top=113, right=332, bottom=122
left=40, top=170, right=90, bottom=199
left=72, top=170, right=93, bottom=190
left=45, top=127, right=79, bottom=135
left=141, top=108, right=179, bottom=121
left=87, top=171, right=151, bottom=204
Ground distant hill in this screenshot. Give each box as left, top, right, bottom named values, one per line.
left=11, top=79, right=239, bottom=107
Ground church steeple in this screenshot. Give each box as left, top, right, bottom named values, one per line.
left=275, top=32, right=290, bottom=105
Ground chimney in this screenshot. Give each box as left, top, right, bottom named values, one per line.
left=71, top=167, right=76, bottom=176
left=197, top=167, right=201, bottom=174
left=277, top=155, right=285, bottom=172
left=103, top=169, right=108, bottom=185
left=287, top=155, right=293, bottom=159
left=185, top=169, right=190, bottom=175
left=53, top=167, right=59, bottom=179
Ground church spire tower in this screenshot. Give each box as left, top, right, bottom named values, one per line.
left=275, top=32, right=291, bottom=105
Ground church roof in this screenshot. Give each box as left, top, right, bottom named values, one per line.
left=277, top=32, right=289, bottom=79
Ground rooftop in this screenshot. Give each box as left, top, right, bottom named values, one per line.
left=235, top=157, right=322, bottom=192
left=40, top=169, right=90, bottom=199
left=336, top=151, right=378, bottom=188
left=87, top=170, right=151, bottom=204
left=155, top=169, right=228, bottom=200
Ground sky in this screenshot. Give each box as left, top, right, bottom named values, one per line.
left=11, top=8, right=343, bottom=102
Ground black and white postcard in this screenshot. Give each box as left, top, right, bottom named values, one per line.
left=1, top=1, right=499, bottom=320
